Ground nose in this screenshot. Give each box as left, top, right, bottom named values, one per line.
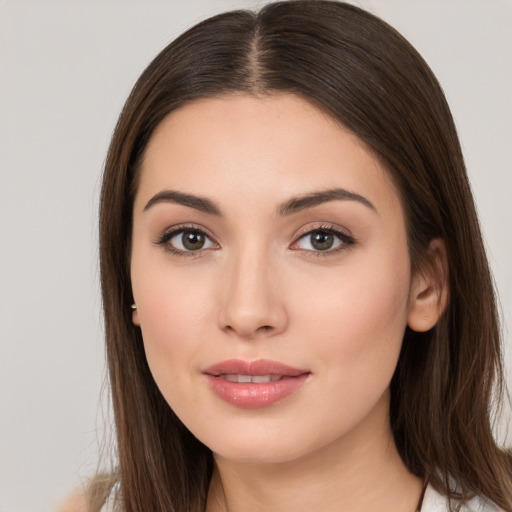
left=217, top=247, right=288, bottom=340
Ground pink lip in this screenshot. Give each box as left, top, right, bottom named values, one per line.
left=203, top=359, right=310, bottom=409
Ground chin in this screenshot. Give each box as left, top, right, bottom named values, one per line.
left=212, top=442, right=307, bottom=465
left=192, top=418, right=342, bottom=467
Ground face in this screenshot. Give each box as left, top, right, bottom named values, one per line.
left=130, top=94, right=417, bottom=464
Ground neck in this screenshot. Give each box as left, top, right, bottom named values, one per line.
left=206, top=397, right=423, bottom=512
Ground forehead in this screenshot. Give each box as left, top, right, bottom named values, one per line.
left=136, top=93, right=402, bottom=217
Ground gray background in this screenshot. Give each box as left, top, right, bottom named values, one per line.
left=0, top=1, right=510, bottom=511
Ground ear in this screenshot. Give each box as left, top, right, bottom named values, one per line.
left=132, top=305, right=141, bottom=326
left=407, top=238, right=449, bottom=332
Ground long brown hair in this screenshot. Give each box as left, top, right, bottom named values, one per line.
left=97, top=1, right=512, bottom=510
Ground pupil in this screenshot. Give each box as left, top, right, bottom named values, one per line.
left=311, top=231, right=334, bottom=250
left=182, top=231, right=205, bottom=250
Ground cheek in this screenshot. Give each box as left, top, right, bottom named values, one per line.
left=130, top=253, right=216, bottom=397
left=294, top=250, right=411, bottom=392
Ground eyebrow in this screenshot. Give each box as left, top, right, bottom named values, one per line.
left=143, top=190, right=222, bottom=215
left=277, top=188, right=376, bottom=216
left=143, top=187, right=376, bottom=216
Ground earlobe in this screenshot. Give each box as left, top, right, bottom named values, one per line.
left=131, top=303, right=141, bottom=326
left=407, top=238, right=449, bottom=332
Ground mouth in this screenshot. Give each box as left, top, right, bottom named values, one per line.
left=204, top=358, right=308, bottom=377
left=203, top=359, right=310, bottom=409
left=217, top=374, right=284, bottom=383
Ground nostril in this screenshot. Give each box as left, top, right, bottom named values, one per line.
left=222, top=323, right=275, bottom=337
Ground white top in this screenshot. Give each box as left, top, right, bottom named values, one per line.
left=421, top=484, right=504, bottom=512
left=101, top=483, right=505, bottom=511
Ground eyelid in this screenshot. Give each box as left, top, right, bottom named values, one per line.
left=153, top=222, right=355, bottom=256
left=293, top=222, right=353, bottom=239
left=154, top=223, right=219, bottom=255
left=290, top=223, right=356, bottom=253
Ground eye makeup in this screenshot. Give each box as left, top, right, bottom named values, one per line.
left=290, top=223, right=356, bottom=256
left=153, top=221, right=357, bottom=258
left=154, top=223, right=219, bottom=257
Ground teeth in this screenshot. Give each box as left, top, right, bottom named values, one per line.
left=221, top=374, right=282, bottom=383
left=252, top=375, right=281, bottom=383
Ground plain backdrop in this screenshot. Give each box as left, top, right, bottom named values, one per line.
left=0, top=1, right=510, bottom=511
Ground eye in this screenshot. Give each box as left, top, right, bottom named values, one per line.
left=156, top=227, right=217, bottom=254
left=292, top=227, right=355, bottom=253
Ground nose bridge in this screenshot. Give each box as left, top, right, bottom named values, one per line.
left=219, top=239, right=286, bottom=338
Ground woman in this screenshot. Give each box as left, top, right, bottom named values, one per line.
left=92, top=1, right=512, bottom=510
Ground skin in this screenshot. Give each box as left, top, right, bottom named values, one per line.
left=130, top=94, right=447, bottom=512
left=56, top=489, right=86, bottom=512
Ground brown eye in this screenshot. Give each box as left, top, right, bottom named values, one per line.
left=161, top=228, right=217, bottom=254
left=181, top=231, right=206, bottom=250
left=310, top=231, right=334, bottom=251
left=292, top=227, right=355, bottom=253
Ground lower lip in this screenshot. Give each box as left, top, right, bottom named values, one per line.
left=205, top=374, right=310, bottom=409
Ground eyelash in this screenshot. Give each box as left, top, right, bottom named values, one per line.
left=291, top=224, right=356, bottom=256
left=154, top=224, right=356, bottom=257
left=154, top=224, right=218, bottom=257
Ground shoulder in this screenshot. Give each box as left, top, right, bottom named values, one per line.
left=99, top=479, right=119, bottom=512
left=57, top=474, right=118, bottom=512
left=56, top=488, right=87, bottom=512
left=422, top=484, right=505, bottom=512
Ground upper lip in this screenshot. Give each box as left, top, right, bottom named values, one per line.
left=203, top=359, right=309, bottom=377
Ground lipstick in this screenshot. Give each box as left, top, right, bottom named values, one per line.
left=203, top=359, right=310, bottom=409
